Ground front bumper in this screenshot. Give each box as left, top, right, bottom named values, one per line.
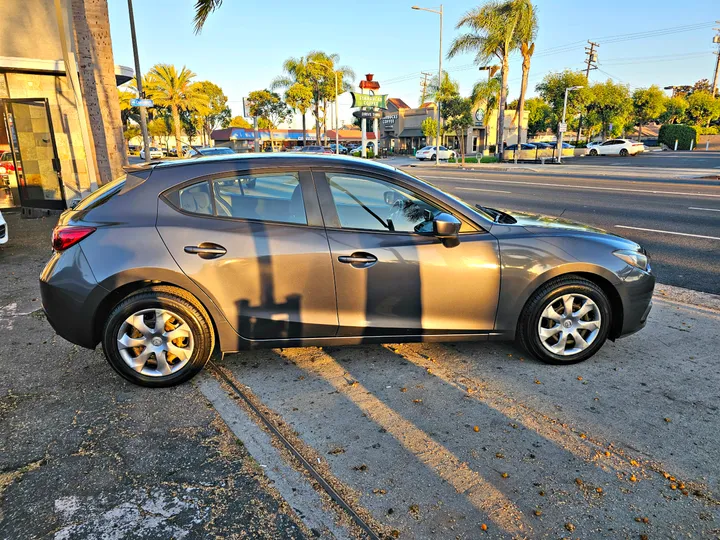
left=616, top=267, right=655, bottom=338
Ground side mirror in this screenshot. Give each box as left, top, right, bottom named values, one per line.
left=433, top=213, right=461, bottom=244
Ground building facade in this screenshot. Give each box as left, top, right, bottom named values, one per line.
left=0, top=0, right=130, bottom=213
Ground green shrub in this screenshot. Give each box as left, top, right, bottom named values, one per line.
left=658, top=124, right=697, bottom=150
left=448, top=157, right=479, bottom=164
left=480, top=156, right=499, bottom=163
left=366, top=149, right=375, bottom=159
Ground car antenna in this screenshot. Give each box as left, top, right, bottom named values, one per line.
left=557, top=208, right=567, bottom=219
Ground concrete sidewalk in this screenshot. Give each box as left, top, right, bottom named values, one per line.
left=202, top=284, right=720, bottom=539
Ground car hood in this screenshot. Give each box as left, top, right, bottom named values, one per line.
left=497, top=210, right=642, bottom=250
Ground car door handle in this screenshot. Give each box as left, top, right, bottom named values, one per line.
left=338, top=252, right=378, bottom=268
left=184, top=243, right=227, bottom=259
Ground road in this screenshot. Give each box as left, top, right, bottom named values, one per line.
left=407, top=167, right=720, bottom=295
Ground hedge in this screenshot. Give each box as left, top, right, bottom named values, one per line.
left=658, top=124, right=697, bottom=150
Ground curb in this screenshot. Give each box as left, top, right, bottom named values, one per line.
left=654, top=283, right=720, bottom=313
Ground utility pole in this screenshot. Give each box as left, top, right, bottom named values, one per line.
left=712, top=22, right=720, bottom=97
left=576, top=40, right=598, bottom=144
left=420, top=72, right=432, bottom=104
left=127, top=0, right=151, bottom=164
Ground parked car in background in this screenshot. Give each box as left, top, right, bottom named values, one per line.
left=140, top=147, right=163, bottom=160
left=0, top=151, right=18, bottom=175
left=168, top=145, right=190, bottom=157
left=187, top=147, right=235, bottom=158
left=40, top=154, right=654, bottom=387
left=505, top=143, right=537, bottom=151
left=533, top=142, right=574, bottom=150
left=350, top=142, right=379, bottom=157
left=415, top=146, right=456, bottom=161
left=330, top=143, right=349, bottom=155
left=0, top=209, right=7, bottom=244
left=586, top=139, right=644, bottom=157
left=300, top=146, right=332, bottom=154
left=289, top=146, right=303, bottom=152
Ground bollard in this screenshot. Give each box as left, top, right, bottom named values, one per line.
left=707, top=140, right=710, bottom=151
left=690, top=139, right=694, bottom=151
left=674, top=139, right=678, bottom=151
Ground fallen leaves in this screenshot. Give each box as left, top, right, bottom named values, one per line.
left=629, top=474, right=638, bottom=482
left=372, top=488, right=387, bottom=495
left=500, top=472, right=509, bottom=478
left=413, top=399, right=422, bottom=404
left=664, top=417, right=672, bottom=423
left=495, top=453, right=505, bottom=459
left=565, top=522, right=575, bottom=532
left=473, top=426, right=480, bottom=432
left=400, top=387, right=407, bottom=393
left=328, top=447, right=345, bottom=455
left=481, top=523, right=488, bottom=531
left=352, top=464, right=368, bottom=471
left=533, top=509, right=542, bottom=516
left=534, top=379, right=542, bottom=385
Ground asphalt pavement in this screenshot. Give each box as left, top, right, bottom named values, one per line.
left=406, top=167, right=720, bottom=295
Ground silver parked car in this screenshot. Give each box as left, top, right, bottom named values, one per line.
left=40, top=154, right=654, bottom=387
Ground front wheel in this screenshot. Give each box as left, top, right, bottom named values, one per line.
left=102, top=286, right=215, bottom=387
left=589, top=149, right=598, bottom=156
left=517, top=276, right=611, bottom=365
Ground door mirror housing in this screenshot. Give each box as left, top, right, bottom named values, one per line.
left=433, top=213, right=461, bottom=247
left=384, top=190, right=399, bottom=205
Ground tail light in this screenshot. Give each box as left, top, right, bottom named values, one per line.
left=52, top=225, right=96, bottom=251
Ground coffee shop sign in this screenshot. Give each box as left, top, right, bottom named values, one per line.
left=382, top=114, right=398, bottom=127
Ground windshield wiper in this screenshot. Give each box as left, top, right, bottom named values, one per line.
left=475, top=204, right=516, bottom=224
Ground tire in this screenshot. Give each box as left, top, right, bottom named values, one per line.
left=431, top=154, right=436, bottom=161
left=102, top=286, right=215, bottom=387
left=517, top=275, right=611, bottom=365
left=589, top=149, right=598, bottom=156
left=619, top=148, right=629, bottom=157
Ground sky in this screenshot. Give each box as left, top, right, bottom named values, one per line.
left=107, top=0, right=719, bottom=129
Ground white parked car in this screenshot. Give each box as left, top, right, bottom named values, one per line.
left=415, top=145, right=456, bottom=161
left=586, top=139, right=644, bottom=157
left=140, top=147, right=163, bottom=160
left=0, top=210, right=7, bottom=245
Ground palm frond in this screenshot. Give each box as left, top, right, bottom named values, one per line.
left=193, top=0, right=223, bottom=34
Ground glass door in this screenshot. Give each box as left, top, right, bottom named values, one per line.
left=2, top=99, right=65, bottom=210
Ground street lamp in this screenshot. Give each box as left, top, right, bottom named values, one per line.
left=308, top=61, right=340, bottom=155
left=557, top=85, right=583, bottom=164
left=412, top=4, right=443, bottom=166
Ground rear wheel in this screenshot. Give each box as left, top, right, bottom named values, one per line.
left=431, top=154, right=436, bottom=161
left=102, top=286, right=215, bottom=387
left=619, top=148, right=629, bottom=156
left=589, top=149, right=598, bottom=156
left=517, top=276, right=611, bottom=365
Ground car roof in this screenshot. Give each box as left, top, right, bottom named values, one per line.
left=147, top=152, right=400, bottom=173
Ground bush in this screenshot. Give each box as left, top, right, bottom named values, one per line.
left=658, top=124, right=697, bottom=150
left=696, top=125, right=719, bottom=135
left=480, top=156, right=499, bottom=163
left=448, top=157, right=479, bottom=164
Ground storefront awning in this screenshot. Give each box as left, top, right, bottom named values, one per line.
left=398, top=128, right=424, bottom=138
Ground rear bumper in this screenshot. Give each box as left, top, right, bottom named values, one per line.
left=40, top=246, right=101, bottom=349
left=616, top=268, right=655, bottom=338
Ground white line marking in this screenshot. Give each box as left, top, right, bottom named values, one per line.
left=421, top=175, right=720, bottom=199
left=689, top=206, right=720, bottom=212
left=456, top=187, right=512, bottom=194
left=615, top=225, right=720, bottom=241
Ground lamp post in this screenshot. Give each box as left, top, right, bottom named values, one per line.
left=412, top=4, right=443, bottom=166
left=308, top=61, right=340, bottom=155
left=557, top=85, right=583, bottom=164
left=127, top=0, right=151, bottom=164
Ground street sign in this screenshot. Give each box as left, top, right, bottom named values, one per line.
left=558, top=122, right=567, bottom=133
left=130, top=98, right=153, bottom=108
left=353, top=110, right=383, bottom=120
left=350, top=93, right=388, bottom=109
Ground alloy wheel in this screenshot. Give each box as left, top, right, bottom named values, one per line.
left=116, top=308, right=195, bottom=377
left=537, top=294, right=601, bottom=356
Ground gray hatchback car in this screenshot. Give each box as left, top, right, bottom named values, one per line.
left=40, top=154, right=654, bottom=387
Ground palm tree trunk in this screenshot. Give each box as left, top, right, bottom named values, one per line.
left=71, top=0, right=127, bottom=184
left=172, top=105, right=182, bottom=157
left=497, top=55, right=509, bottom=161
left=516, top=51, right=531, bottom=164
left=302, top=112, right=307, bottom=145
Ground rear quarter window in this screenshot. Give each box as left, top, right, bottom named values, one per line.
left=73, top=175, right=127, bottom=211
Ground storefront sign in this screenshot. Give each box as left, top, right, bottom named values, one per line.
left=474, top=108, right=485, bottom=126
left=350, top=93, right=388, bottom=109
left=382, top=114, right=398, bottom=127
left=353, top=110, right=383, bottom=120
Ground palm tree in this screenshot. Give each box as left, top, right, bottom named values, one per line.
left=271, top=56, right=311, bottom=144
left=471, top=71, right=501, bottom=152
left=449, top=1, right=523, bottom=160
left=512, top=0, right=538, bottom=162
left=145, top=64, right=207, bottom=157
